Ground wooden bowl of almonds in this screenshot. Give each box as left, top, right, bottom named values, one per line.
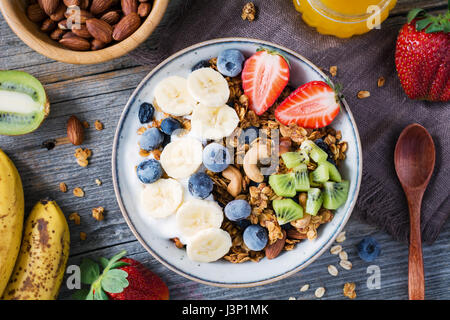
left=0, top=0, right=168, bottom=64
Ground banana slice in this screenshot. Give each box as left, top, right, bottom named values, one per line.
left=191, top=104, right=239, bottom=140
left=187, top=68, right=230, bottom=106
left=154, top=76, right=196, bottom=116
left=176, top=199, right=224, bottom=238
left=160, top=137, right=203, bottom=179
left=186, top=228, right=232, bottom=263
left=141, top=178, right=183, bottom=218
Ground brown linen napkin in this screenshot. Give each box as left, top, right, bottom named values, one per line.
left=130, top=0, right=450, bottom=244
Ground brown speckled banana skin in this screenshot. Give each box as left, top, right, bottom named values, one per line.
left=2, top=200, right=70, bottom=300
left=0, top=149, right=24, bottom=297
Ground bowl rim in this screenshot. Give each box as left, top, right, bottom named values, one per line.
left=0, top=0, right=169, bottom=65
left=111, top=37, right=363, bottom=288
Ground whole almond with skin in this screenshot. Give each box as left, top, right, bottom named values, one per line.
left=65, top=9, right=93, bottom=24
left=265, top=230, right=286, bottom=260
left=58, top=19, right=69, bottom=30
left=72, top=24, right=92, bottom=39
left=137, top=2, right=151, bottom=17
left=121, top=0, right=138, bottom=15
left=287, top=228, right=308, bottom=240
left=67, top=115, right=84, bottom=145
left=38, top=0, right=60, bottom=15
left=60, top=36, right=90, bottom=50
left=80, top=0, right=90, bottom=9
left=86, top=18, right=113, bottom=43
left=100, top=11, right=120, bottom=25
left=91, top=39, right=106, bottom=50
left=50, top=28, right=65, bottom=40
left=41, top=18, right=57, bottom=32
left=27, top=4, right=47, bottom=22
left=50, top=3, right=67, bottom=22
left=63, top=31, right=77, bottom=38
left=113, top=12, right=140, bottom=41
left=91, top=0, right=114, bottom=15
left=63, top=0, right=80, bottom=6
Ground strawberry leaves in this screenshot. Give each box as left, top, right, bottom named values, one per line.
left=72, top=250, right=130, bottom=300
left=407, top=7, right=450, bottom=33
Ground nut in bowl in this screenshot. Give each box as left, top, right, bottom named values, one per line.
left=0, top=0, right=168, bottom=64
left=113, top=38, right=362, bottom=287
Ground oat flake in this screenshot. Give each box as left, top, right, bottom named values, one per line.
left=328, top=265, right=339, bottom=276
left=336, top=231, right=346, bottom=243
left=300, top=284, right=310, bottom=292
left=340, top=259, right=353, bottom=270
left=330, top=245, right=342, bottom=255
left=315, top=287, right=326, bottom=298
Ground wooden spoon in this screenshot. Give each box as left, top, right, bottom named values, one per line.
left=394, top=123, right=435, bottom=300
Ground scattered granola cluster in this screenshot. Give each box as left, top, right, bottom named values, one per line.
left=241, top=2, right=256, bottom=22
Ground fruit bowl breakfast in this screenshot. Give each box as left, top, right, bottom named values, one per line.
left=112, top=38, right=362, bottom=287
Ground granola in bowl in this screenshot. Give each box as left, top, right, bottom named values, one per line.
left=131, top=49, right=349, bottom=264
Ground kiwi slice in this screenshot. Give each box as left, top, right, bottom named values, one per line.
left=300, top=140, right=328, bottom=163
left=293, top=164, right=310, bottom=191
left=306, top=188, right=323, bottom=216
left=322, top=161, right=342, bottom=182
left=281, top=150, right=309, bottom=168
left=309, top=172, right=322, bottom=188
left=323, top=181, right=350, bottom=210
left=272, top=199, right=304, bottom=225
left=269, top=174, right=296, bottom=197
left=0, top=71, right=49, bottom=135
left=312, top=163, right=329, bottom=183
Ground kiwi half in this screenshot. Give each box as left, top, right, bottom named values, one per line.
left=293, top=164, right=310, bottom=191
left=281, top=150, right=309, bottom=168
left=322, top=161, right=342, bottom=182
left=269, top=174, right=296, bottom=197
left=300, top=140, right=328, bottom=163
left=306, top=188, right=323, bottom=216
left=323, top=181, right=349, bottom=210
left=272, top=199, right=303, bottom=225
left=312, top=163, right=329, bottom=183
left=0, top=71, right=49, bottom=135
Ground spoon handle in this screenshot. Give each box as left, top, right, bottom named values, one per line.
left=408, top=201, right=425, bottom=300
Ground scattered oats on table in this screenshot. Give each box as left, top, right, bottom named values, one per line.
left=328, top=264, right=339, bottom=276
left=377, top=76, right=385, bottom=87
left=92, top=207, right=105, bottom=221
left=315, top=287, right=326, bottom=298
left=339, top=250, right=348, bottom=261
left=73, top=187, right=85, bottom=198
left=68, top=212, right=81, bottom=225
left=95, top=178, right=102, bottom=186
left=329, top=65, right=337, bottom=77
left=300, top=284, right=310, bottom=292
left=80, top=232, right=87, bottom=240
left=59, top=182, right=68, bottom=193
left=343, top=282, right=357, bottom=299
left=330, top=244, right=342, bottom=255
left=336, top=231, right=346, bottom=243
left=357, top=90, right=370, bottom=99
left=241, top=2, right=256, bottom=21
left=288, top=296, right=296, bottom=300
left=94, top=120, right=104, bottom=131
left=340, top=259, right=353, bottom=270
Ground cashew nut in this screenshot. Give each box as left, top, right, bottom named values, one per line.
left=291, top=214, right=311, bottom=229
left=222, top=165, right=242, bottom=197
left=243, top=143, right=270, bottom=183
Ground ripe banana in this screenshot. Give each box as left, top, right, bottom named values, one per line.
left=0, top=149, right=24, bottom=297
left=186, top=228, right=232, bottom=263
left=2, top=200, right=70, bottom=300
left=160, top=137, right=203, bottom=179
left=191, top=103, right=239, bottom=140
left=176, top=199, right=224, bottom=238
left=141, top=178, right=184, bottom=218
left=154, top=76, right=196, bottom=116
left=187, top=68, right=230, bottom=106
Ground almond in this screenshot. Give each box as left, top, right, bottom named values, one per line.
left=112, top=12, right=140, bottom=41
left=50, top=3, right=67, bottom=21
left=65, top=8, right=93, bottom=24
left=58, top=19, right=70, bottom=30
left=91, top=0, right=114, bottom=15
left=287, top=228, right=308, bottom=240
left=72, top=24, right=92, bottom=39
left=91, top=39, right=106, bottom=50
left=60, top=36, right=91, bottom=51
left=41, top=18, right=57, bottom=33
left=137, top=2, right=151, bottom=18
left=100, top=10, right=120, bottom=25
left=80, top=0, right=90, bottom=9
left=67, top=115, right=84, bottom=145
left=63, top=31, right=77, bottom=38
left=63, top=0, right=80, bottom=6
left=50, top=28, right=65, bottom=40
left=265, top=230, right=286, bottom=260
left=27, top=4, right=47, bottom=23
left=121, top=0, right=138, bottom=15
left=86, top=18, right=113, bottom=43
left=38, top=0, right=60, bottom=16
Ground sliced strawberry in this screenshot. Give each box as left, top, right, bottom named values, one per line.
left=242, top=49, right=290, bottom=115
left=275, top=81, right=340, bottom=129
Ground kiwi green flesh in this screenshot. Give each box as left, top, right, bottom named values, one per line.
left=281, top=150, right=309, bottom=168
left=306, top=188, right=323, bottom=216
left=301, top=140, right=328, bottom=163
left=312, top=163, right=329, bottom=183
left=309, top=172, right=322, bottom=187
left=323, top=161, right=342, bottom=182
left=269, top=174, right=296, bottom=197
left=323, top=181, right=349, bottom=210
left=0, top=71, right=48, bottom=135
left=293, top=164, right=310, bottom=191
left=273, top=199, right=304, bottom=225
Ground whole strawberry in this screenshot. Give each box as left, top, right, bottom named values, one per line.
left=73, top=250, right=169, bottom=300
left=395, top=8, right=450, bottom=101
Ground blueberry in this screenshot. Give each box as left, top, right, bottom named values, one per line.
left=357, top=236, right=381, bottom=262
left=140, top=128, right=164, bottom=151
left=160, top=117, right=182, bottom=135
left=314, top=138, right=336, bottom=165
left=188, top=172, right=213, bottom=199
left=235, top=219, right=251, bottom=229
left=191, top=60, right=210, bottom=71
left=243, top=225, right=268, bottom=251
left=217, top=49, right=245, bottom=77
left=238, top=126, right=258, bottom=145
left=162, top=133, right=171, bottom=147
left=136, top=159, right=162, bottom=184
left=224, top=199, right=251, bottom=221
left=281, top=223, right=292, bottom=231
left=202, top=143, right=231, bottom=173
left=138, top=103, right=154, bottom=124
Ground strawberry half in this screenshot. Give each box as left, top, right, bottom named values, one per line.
left=275, top=81, right=340, bottom=129
left=242, top=48, right=290, bottom=115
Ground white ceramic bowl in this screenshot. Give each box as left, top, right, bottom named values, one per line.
left=112, top=38, right=362, bottom=288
